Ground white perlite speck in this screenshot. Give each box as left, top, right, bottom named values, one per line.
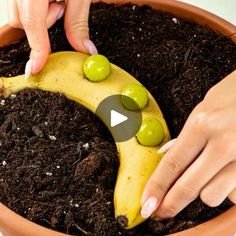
left=74, top=204, right=79, bottom=208
left=10, top=94, right=17, bottom=99
left=49, top=135, right=57, bottom=141
left=2, top=161, right=7, bottom=166
left=0, top=100, right=5, bottom=106
left=172, top=17, right=179, bottom=24
left=46, top=172, right=53, bottom=176
left=83, top=143, right=89, bottom=150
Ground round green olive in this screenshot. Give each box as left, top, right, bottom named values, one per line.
left=136, top=118, right=164, bottom=147
left=83, top=54, right=111, bottom=82
left=121, top=83, right=149, bottom=110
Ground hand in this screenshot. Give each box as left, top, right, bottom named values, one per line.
left=141, top=70, right=236, bottom=220
left=7, top=0, right=97, bottom=77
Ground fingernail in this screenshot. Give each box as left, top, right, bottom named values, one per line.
left=157, top=139, right=177, bottom=154
left=57, top=9, right=64, bottom=20
left=83, top=39, right=98, bottom=55
left=25, top=59, right=34, bottom=79
left=141, top=197, right=159, bottom=219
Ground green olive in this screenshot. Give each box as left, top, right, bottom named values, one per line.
left=83, top=54, right=111, bottom=82
left=121, top=83, right=149, bottom=110
left=136, top=118, right=164, bottom=147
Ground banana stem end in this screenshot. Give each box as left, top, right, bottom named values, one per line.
left=116, top=215, right=128, bottom=228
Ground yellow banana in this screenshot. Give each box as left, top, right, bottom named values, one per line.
left=0, top=52, right=170, bottom=229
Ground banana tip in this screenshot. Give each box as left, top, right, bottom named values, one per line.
left=116, top=215, right=128, bottom=228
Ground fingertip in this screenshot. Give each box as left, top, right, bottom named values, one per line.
left=29, top=49, right=49, bottom=75
left=141, top=182, right=157, bottom=206
left=47, top=2, right=65, bottom=28
left=158, top=139, right=177, bottom=154
left=66, top=33, right=98, bottom=55
left=82, top=39, right=98, bottom=55
left=141, top=196, right=159, bottom=219
left=31, top=58, right=48, bottom=75
left=25, top=59, right=34, bottom=79
left=141, top=187, right=149, bottom=206
left=64, top=0, right=92, bottom=54
left=65, top=18, right=90, bottom=54
left=65, top=32, right=89, bottom=54
left=141, top=167, right=163, bottom=206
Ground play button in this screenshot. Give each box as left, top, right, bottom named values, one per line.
left=111, top=110, right=128, bottom=127
left=96, top=95, right=142, bottom=142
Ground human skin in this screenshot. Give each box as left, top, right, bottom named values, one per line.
left=7, top=0, right=97, bottom=78
left=141, top=70, right=236, bottom=220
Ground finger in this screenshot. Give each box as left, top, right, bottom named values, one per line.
left=200, top=162, right=236, bottom=207
left=46, top=2, right=65, bottom=28
left=8, top=1, right=64, bottom=29
left=18, top=0, right=50, bottom=76
left=7, top=0, right=22, bottom=28
left=64, top=0, right=98, bottom=55
left=158, top=139, right=177, bottom=154
left=229, top=188, right=236, bottom=204
left=154, top=138, right=233, bottom=219
left=141, top=113, right=207, bottom=219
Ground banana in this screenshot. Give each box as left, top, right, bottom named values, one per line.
left=0, top=52, right=170, bottom=229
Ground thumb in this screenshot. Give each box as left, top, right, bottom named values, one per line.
left=64, top=0, right=98, bottom=55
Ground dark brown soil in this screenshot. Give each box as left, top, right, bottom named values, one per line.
left=0, top=3, right=236, bottom=236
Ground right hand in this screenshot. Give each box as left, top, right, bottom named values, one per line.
left=7, top=0, right=98, bottom=77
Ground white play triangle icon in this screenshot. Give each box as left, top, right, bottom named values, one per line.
left=96, top=95, right=142, bottom=142
left=110, top=110, right=128, bottom=127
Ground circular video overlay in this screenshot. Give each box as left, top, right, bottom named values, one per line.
left=96, top=95, right=142, bottom=142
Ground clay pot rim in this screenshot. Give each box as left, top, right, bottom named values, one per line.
left=0, top=0, right=236, bottom=46
left=0, top=0, right=236, bottom=236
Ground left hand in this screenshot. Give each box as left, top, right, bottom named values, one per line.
left=7, top=0, right=96, bottom=76
left=141, top=70, right=236, bottom=220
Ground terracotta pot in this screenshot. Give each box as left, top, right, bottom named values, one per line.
left=0, top=0, right=236, bottom=235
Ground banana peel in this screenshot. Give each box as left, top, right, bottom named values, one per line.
left=0, top=52, right=170, bottom=229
